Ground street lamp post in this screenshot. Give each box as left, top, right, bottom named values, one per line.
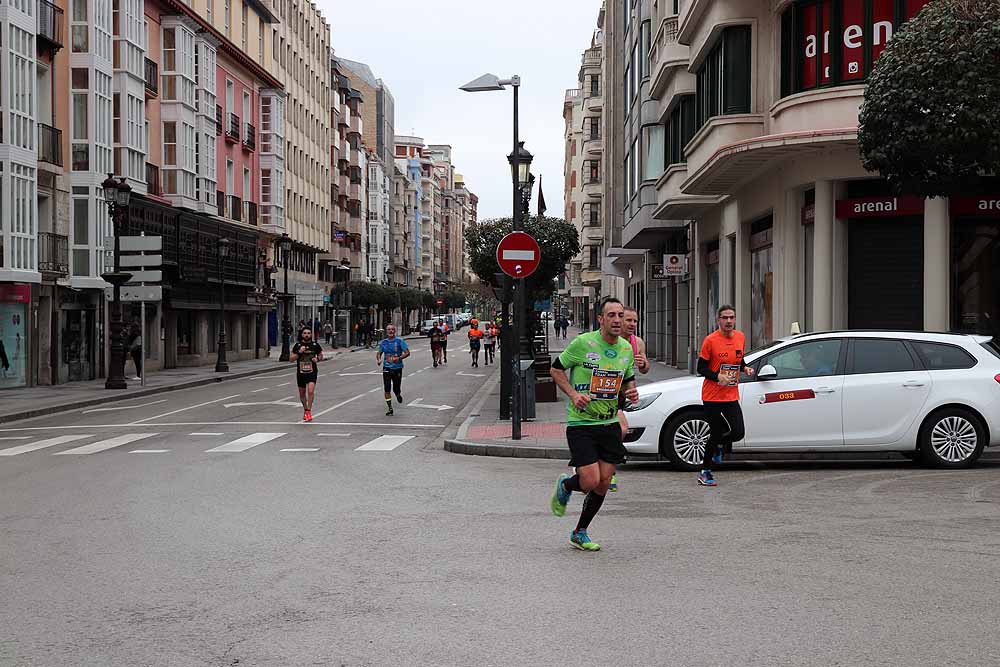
left=461, top=73, right=534, bottom=440
left=215, top=237, right=231, bottom=372
left=417, top=275, right=423, bottom=323
left=278, top=233, right=293, bottom=362
left=100, top=174, right=133, bottom=390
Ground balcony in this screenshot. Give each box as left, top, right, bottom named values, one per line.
left=215, top=106, right=223, bottom=136
left=38, top=123, right=62, bottom=167
left=38, top=232, right=69, bottom=275
left=584, top=134, right=602, bottom=157
left=216, top=190, right=225, bottom=217
left=682, top=114, right=768, bottom=195
left=583, top=176, right=602, bottom=198
left=229, top=195, right=242, bottom=222
left=144, top=58, right=158, bottom=97
left=145, top=163, right=161, bottom=196
left=650, top=17, right=689, bottom=100
left=245, top=201, right=258, bottom=226
left=37, top=0, right=64, bottom=51
left=226, top=113, right=240, bottom=142
left=243, top=122, right=256, bottom=151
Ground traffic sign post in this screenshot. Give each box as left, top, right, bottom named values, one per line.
left=110, top=234, right=163, bottom=386
left=496, top=231, right=540, bottom=279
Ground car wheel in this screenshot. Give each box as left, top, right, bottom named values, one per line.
left=660, top=409, right=711, bottom=471
left=918, top=408, right=986, bottom=469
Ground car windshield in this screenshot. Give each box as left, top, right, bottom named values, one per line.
left=744, top=339, right=787, bottom=364
left=983, top=340, right=1000, bottom=360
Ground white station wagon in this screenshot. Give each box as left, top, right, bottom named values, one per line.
left=623, top=331, right=1000, bottom=469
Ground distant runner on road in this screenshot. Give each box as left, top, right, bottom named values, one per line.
left=696, top=304, right=754, bottom=487
left=429, top=321, right=445, bottom=368
left=482, top=322, right=497, bottom=365
left=467, top=320, right=483, bottom=368
left=290, top=327, right=324, bottom=422
left=376, top=324, right=410, bottom=416
left=549, top=298, right=638, bottom=552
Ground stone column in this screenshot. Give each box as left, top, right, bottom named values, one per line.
left=812, top=180, right=835, bottom=331
left=782, top=189, right=801, bottom=336
left=924, top=197, right=950, bottom=331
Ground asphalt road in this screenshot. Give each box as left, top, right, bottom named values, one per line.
left=3, top=335, right=1000, bottom=665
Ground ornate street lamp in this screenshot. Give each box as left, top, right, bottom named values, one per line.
left=100, top=174, right=133, bottom=390
left=215, top=237, right=231, bottom=372
left=278, top=232, right=293, bottom=362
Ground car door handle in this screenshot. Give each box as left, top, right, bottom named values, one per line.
left=815, top=387, right=836, bottom=394
left=902, top=381, right=926, bottom=388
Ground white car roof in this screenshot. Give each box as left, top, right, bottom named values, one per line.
left=791, top=330, right=991, bottom=344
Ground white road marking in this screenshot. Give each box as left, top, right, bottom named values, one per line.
left=338, top=371, right=381, bottom=376
left=309, top=393, right=366, bottom=418
left=281, top=448, right=319, bottom=452
left=456, top=371, right=486, bottom=377
left=190, top=432, right=224, bottom=436
left=224, top=398, right=300, bottom=408
left=0, top=435, right=90, bottom=456
left=131, top=394, right=241, bottom=424
left=367, top=388, right=380, bottom=393
left=407, top=398, right=454, bottom=411
left=0, top=436, right=31, bottom=441
left=0, top=421, right=442, bottom=430
left=131, top=449, right=169, bottom=454
left=81, top=399, right=168, bottom=414
left=251, top=388, right=269, bottom=393
left=318, top=433, right=352, bottom=437
left=355, top=435, right=414, bottom=451
left=206, top=432, right=285, bottom=453
left=277, top=382, right=291, bottom=387
left=54, top=433, right=158, bottom=455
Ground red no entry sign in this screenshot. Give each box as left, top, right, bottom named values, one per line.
left=496, top=231, right=541, bottom=279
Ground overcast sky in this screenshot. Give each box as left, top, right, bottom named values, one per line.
left=317, top=0, right=602, bottom=220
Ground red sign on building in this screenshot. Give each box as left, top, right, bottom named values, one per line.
left=950, top=196, right=1000, bottom=217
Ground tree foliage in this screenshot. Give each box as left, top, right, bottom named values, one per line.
left=464, top=216, right=580, bottom=300
left=858, top=0, right=1000, bottom=196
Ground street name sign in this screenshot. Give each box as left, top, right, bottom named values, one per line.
left=105, top=285, right=163, bottom=302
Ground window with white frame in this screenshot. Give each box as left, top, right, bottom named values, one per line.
left=95, top=71, right=113, bottom=175
left=71, top=0, right=88, bottom=52
left=6, top=163, right=37, bottom=272
left=70, top=186, right=90, bottom=277
left=161, top=24, right=196, bottom=108
left=8, top=27, right=35, bottom=151
left=94, top=0, right=113, bottom=61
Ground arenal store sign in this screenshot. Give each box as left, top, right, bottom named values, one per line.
left=950, top=196, right=1000, bottom=217
left=835, top=196, right=923, bottom=218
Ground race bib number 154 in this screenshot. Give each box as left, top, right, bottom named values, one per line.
left=589, top=369, right=624, bottom=400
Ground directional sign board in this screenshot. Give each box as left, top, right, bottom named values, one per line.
left=496, top=231, right=540, bottom=279
left=105, top=285, right=162, bottom=302
left=119, top=236, right=162, bottom=252
left=120, top=254, right=163, bottom=268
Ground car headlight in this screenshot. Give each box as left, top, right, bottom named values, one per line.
left=624, top=392, right=660, bottom=412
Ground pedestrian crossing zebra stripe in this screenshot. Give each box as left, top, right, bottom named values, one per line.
left=0, top=435, right=90, bottom=456
left=54, top=433, right=158, bottom=455
left=205, top=432, right=286, bottom=453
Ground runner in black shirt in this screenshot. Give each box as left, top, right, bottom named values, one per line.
left=429, top=322, right=445, bottom=368
left=290, top=327, right=324, bottom=422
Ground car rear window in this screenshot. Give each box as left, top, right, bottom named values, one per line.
left=984, top=341, right=1000, bottom=360
left=851, top=339, right=916, bottom=374
left=912, top=341, right=977, bottom=370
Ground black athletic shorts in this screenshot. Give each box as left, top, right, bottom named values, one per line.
left=296, top=372, right=318, bottom=388
left=566, top=423, right=627, bottom=467
left=382, top=368, right=402, bottom=394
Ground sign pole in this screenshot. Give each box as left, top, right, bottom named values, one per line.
left=140, top=299, right=146, bottom=387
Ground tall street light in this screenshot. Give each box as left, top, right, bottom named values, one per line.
left=215, top=237, right=231, bottom=372
left=461, top=73, right=531, bottom=439
left=100, top=174, right=133, bottom=390
left=278, top=232, right=293, bottom=361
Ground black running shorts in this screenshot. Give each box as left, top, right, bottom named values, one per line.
left=382, top=368, right=402, bottom=394
left=566, top=423, right=627, bottom=468
left=296, top=372, right=318, bottom=388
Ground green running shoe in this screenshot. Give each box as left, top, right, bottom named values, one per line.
left=570, top=530, right=601, bottom=551
left=609, top=474, right=618, bottom=492
left=550, top=473, right=571, bottom=517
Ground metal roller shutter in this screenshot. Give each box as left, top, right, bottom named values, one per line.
left=848, top=217, right=924, bottom=330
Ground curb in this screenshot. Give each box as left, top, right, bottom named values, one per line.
left=0, top=350, right=351, bottom=425
left=444, top=438, right=570, bottom=460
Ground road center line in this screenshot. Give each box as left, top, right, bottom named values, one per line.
left=131, top=449, right=169, bottom=454
left=130, top=394, right=241, bottom=424
left=318, top=433, right=352, bottom=437
left=81, top=399, right=168, bottom=414
left=281, top=448, right=319, bottom=452
left=190, top=432, right=224, bottom=436
left=0, top=436, right=31, bottom=440
left=251, top=388, right=269, bottom=393
left=277, top=382, right=291, bottom=387
left=309, top=393, right=366, bottom=419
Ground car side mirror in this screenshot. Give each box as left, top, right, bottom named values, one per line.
left=758, top=364, right=778, bottom=380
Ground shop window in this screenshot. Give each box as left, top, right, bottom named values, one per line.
left=695, top=26, right=751, bottom=128
left=780, top=0, right=933, bottom=98
left=749, top=216, right=774, bottom=349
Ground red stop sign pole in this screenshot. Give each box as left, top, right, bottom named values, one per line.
left=496, top=231, right=541, bottom=278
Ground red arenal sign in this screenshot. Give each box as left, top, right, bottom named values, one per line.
left=835, top=196, right=923, bottom=219
left=496, top=231, right=541, bottom=279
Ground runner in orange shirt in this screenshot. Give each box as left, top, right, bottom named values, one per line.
left=696, top=304, right=754, bottom=487
left=467, top=319, right=484, bottom=367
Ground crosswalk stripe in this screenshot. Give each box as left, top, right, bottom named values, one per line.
left=54, top=433, right=158, bottom=455
left=0, top=435, right=90, bottom=456
left=355, top=435, right=414, bottom=451
left=206, top=432, right=285, bottom=453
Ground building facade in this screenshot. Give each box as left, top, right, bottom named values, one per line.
left=602, top=0, right=970, bottom=372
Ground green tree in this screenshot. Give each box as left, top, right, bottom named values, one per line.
left=464, top=216, right=580, bottom=300
left=858, top=0, right=1000, bottom=196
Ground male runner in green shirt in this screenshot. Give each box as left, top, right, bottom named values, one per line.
left=549, top=297, right=638, bottom=551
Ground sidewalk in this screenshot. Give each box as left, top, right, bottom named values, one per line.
left=445, top=327, right=690, bottom=459
left=0, top=335, right=422, bottom=424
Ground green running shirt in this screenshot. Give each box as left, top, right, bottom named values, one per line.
left=557, top=331, right=636, bottom=426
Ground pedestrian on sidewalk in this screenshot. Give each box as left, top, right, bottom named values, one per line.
left=290, top=326, right=324, bottom=422
left=482, top=322, right=497, bottom=365
left=323, top=320, right=333, bottom=345
left=127, top=321, right=143, bottom=381
left=467, top=319, right=483, bottom=368
left=548, top=297, right=638, bottom=552
left=696, top=304, right=753, bottom=487
left=376, top=324, right=410, bottom=416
